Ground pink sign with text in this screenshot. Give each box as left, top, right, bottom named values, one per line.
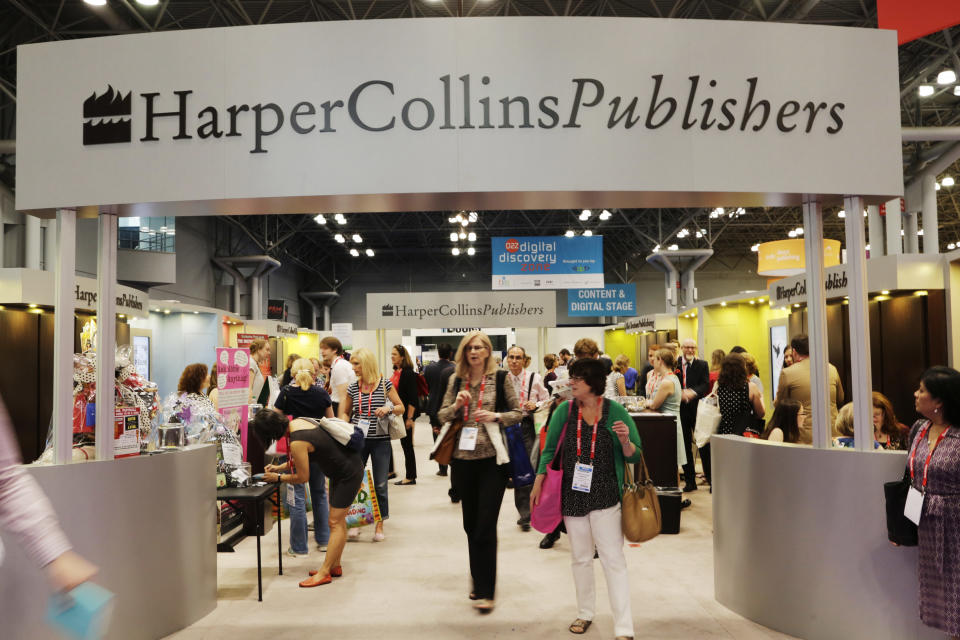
left=216, top=348, right=251, bottom=458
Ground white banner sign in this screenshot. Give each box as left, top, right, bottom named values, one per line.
left=16, top=18, right=901, bottom=215
left=244, top=319, right=299, bottom=337
left=366, top=291, right=556, bottom=329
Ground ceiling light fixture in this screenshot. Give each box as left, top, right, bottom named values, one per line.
left=837, top=210, right=846, bottom=218
left=955, top=86, right=960, bottom=97
left=667, top=244, right=678, bottom=251
left=467, top=232, right=477, bottom=242
left=352, top=234, right=363, bottom=243
left=334, top=234, right=345, bottom=243
left=349, top=248, right=359, bottom=257
left=365, top=248, right=374, bottom=257
left=582, top=230, right=592, bottom=237
left=599, top=209, right=611, bottom=220
left=468, top=211, right=478, bottom=222
left=788, top=230, right=797, bottom=238
left=937, top=69, right=957, bottom=85
left=467, top=247, right=476, bottom=256
left=459, top=231, right=466, bottom=240
left=949, top=243, right=957, bottom=250
left=579, top=210, right=591, bottom=221
left=335, top=214, right=347, bottom=225
left=937, top=182, right=942, bottom=191
left=460, top=218, right=469, bottom=227
left=918, top=85, right=935, bottom=97
left=795, top=227, right=804, bottom=236
left=564, top=230, right=575, bottom=237
left=942, top=176, right=955, bottom=187
left=452, top=247, right=460, bottom=256
left=720, top=301, right=727, bottom=307
left=750, top=244, right=759, bottom=252
left=314, top=214, right=327, bottom=225
left=137, top=0, right=160, bottom=5
left=653, top=244, right=660, bottom=252
left=84, top=0, right=107, bottom=5
left=450, top=232, right=458, bottom=242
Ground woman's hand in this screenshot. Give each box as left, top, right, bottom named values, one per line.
left=265, top=463, right=281, bottom=473
left=523, top=401, right=537, bottom=412
left=264, top=471, right=281, bottom=483
left=374, top=406, right=391, bottom=418
left=612, top=420, right=632, bottom=447
left=455, top=390, right=472, bottom=409
left=474, top=409, right=497, bottom=423
left=529, top=474, right=546, bottom=510
left=45, top=551, right=98, bottom=593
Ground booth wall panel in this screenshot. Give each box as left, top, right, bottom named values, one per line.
left=0, top=309, right=39, bottom=461
left=869, top=301, right=883, bottom=397
left=603, top=328, right=638, bottom=370
left=925, top=290, right=947, bottom=367
left=825, top=304, right=851, bottom=401
left=37, top=311, right=55, bottom=460
left=788, top=309, right=805, bottom=340
left=880, top=295, right=926, bottom=423
left=712, top=436, right=941, bottom=640
left=0, top=446, right=218, bottom=640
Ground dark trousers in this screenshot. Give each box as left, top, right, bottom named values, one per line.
left=430, top=415, right=447, bottom=474
left=451, top=457, right=508, bottom=600
left=700, top=443, right=711, bottom=485
left=398, top=422, right=417, bottom=480
left=513, top=421, right=537, bottom=525
left=679, top=406, right=696, bottom=486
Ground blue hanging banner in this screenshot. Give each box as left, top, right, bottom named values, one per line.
left=567, top=284, right=637, bottom=317
left=491, top=236, right=604, bottom=290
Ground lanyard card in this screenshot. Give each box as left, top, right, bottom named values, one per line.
left=459, top=426, right=479, bottom=451
left=358, top=418, right=372, bottom=432
left=572, top=463, right=594, bottom=493
left=285, top=484, right=296, bottom=507
left=904, top=487, right=924, bottom=525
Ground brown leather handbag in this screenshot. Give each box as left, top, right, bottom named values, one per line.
left=431, top=420, right=463, bottom=466
left=621, top=454, right=661, bottom=543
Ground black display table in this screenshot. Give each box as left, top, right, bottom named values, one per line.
left=216, top=483, right=283, bottom=601
left=628, top=412, right=680, bottom=489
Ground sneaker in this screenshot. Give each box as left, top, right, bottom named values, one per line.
left=286, top=547, right=308, bottom=558
left=317, top=544, right=327, bottom=552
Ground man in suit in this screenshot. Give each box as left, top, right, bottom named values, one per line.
left=425, top=343, right=456, bottom=477
left=776, top=334, right=845, bottom=445
left=678, top=339, right=710, bottom=492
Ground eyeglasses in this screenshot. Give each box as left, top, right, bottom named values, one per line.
left=569, top=376, right=584, bottom=382
left=465, top=345, right=487, bottom=351
left=506, top=355, right=524, bottom=360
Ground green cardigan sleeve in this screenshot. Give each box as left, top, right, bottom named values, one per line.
left=607, top=402, right=643, bottom=463
left=537, top=400, right=571, bottom=474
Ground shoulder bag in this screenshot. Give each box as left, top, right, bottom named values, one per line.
left=531, top=402, right=572, bottom=534
left=884, top=421, right=925, bottom=546
left=621, top=454, right=661, bottom=543
left=380, top=378, right=407, bottom=440
left=693, top=388, right=721, bottom=449
left=431, top=377, right=465, bottom=466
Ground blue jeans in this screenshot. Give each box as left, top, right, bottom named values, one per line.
left=289, top=460, right=330, bottom=554
left=361, top=438, right=391, bottom=519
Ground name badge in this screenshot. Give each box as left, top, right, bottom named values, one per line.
left=904, top=486, right=924, bottom=525
left=358, top=418, right=372, bottom=433
left=459, top=426, right=479, bottom=451
left=572, top=463, right=594, bottom=493
left=285, top=484, right=296, bottom=507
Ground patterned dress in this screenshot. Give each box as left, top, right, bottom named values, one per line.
left=717, top=383, right=751, bottom=436
left=908, top=419, right=960, bottom=635
left=559, top=399, right=620, bottom=517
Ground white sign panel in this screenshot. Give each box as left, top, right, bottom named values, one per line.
left=331, top=322, right=353, bottom=350
left=366, top=291, right=556, bottom=329
left=17, top=18, right=901, bottom=215
left=244, top=319, right=299, bottom=337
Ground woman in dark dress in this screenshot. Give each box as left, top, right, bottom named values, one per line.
left=532, top=358, right=643, bottom=640
left=906, top=366, right=960, bottom=638
left=253, top=409, right=364, bottom=588
left=391, top=345, right=420, bottom=486
left=715, top=353, right=765, bottom=436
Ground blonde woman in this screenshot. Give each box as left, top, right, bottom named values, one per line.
left=273, top=358, right=334, bottom=556
left=435, top=331, right=522, bottom=613
left=605, top=355, right=629, bottom=399
left=339, top=348, right=404, bottom=542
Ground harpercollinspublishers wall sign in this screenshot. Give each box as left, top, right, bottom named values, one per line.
left=492, top=236, right=603, bottom=290
left=366, top=291, right=556, bottom=329
left=15, top=18, right=902, bottom=214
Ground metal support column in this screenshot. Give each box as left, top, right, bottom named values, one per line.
left=95, top=212, right=118, bottom=462
left=24, top=214, right=41, bottom=269
left=922, top=174, right=939, bottom=254
left=904, top=212, right=920, bottom=253
left=866, top=205, right=883, bottom=258
left=843, top=196, right=874, bottom=452
left=802, top=199, right=831, bottom=449
left=885, top=199, right=902, bottom=255
left=53, top=209, right=76, bottom=465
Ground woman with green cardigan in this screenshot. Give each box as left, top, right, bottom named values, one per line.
left=530, top=357, right=643, bottom=640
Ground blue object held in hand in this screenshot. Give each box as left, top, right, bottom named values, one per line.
left=47, top=582, right=115, bottom=640
left=253, top=473, right=266, bottom=482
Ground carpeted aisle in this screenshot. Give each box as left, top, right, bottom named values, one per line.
left=167, top=417, right=796, bottom=640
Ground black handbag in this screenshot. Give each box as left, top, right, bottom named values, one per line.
left=884, top=467, right=918, bottom=546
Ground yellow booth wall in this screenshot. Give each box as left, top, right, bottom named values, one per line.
left=677, top=315, right=698, bottom=344
left=700, top=303, right=789, bottom=411
left=603, top=328, right=639, bottom=369
left=283, top=332, right=320, bottom=361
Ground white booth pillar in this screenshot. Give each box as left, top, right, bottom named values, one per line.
left=885, top=198, right=902, bottom=255
left=95, top=212, right=118, bottom=461
left=866, top=204, right=883, bottom=257
left=802, top=198, right=831, bottom=449
left=921, top=173, right=939, bottom=254
left=843, top=195, right=874, bottom=452
left=52, top=209, right=76, bottom=465
left=24, top=213, right=41, bottom=270
left=904, top=212, right=920, bottom=253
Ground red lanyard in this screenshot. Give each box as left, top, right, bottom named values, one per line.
left=463, top=376, right=486, bottom=424
left=358, top=382, right=376, bottom=417
left=576, top=397, right=603, bottom=461
left=909, top=421, right=950, bottom=489
left=514, top=371, right=529, bottom=404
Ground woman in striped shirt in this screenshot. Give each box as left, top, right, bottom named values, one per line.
left=338, top=348, right=404, bottom=542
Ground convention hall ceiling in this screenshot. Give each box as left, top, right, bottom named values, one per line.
left=1, top=1, right=959, bottom=282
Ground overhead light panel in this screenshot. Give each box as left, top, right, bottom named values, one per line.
left=918, top=85, right=935, bottom=97
left=459, top=231, right=466, bottom=240
left=583, top=230, right=593, bottom=236
left=352, top=234, right=363, bottom=243
left=450, top=232, right=458, bottom=242
left=937, top=182, right=942, bottom=191
left=84, top=0, right=107, bottom=5
left=448, top=216, right=457, bottom=223
left=653, top=244, right=660, bottom=252
left=365, top=248, right=374, bottom=257
left=942, top=176, right=955, bottom=187
left=949, top=243, right=957, bottom=250
left=788, top=230, right=797, bottom=238
left=349, top=248, right=359, bottom=257
left=564, top=230, right=575, bottom=237
left=467, top=247, right=476, bottom=256
left=334, top=233, right=345, bottom=243
left=837, top=210, right=846, bottom=218
left=452, top=247, right=460, bottom=256
left=579, top=209, right=592, bottom=221
left=795, top=227, right=804, bottom=236
left=467, top=232, right=476, bottom=242
left=334, top=213, right=347, bottom=224
left=937, top=69, right=957, bottom=85
left=955, top=86, right=960, bottom=97
left=314, top=214, right=327, bottom=225
left=468, top=211, right=478, bottom=222
left=599, top=209, right=611, bottom=220
left=667, top=244, right=678, bottom=251
left=137, top=0, right=159, bottom=5
left=750, top=244, right=759, bottom=252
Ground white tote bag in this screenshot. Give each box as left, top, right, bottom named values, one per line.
left=694, top=392, right=721, bottom=449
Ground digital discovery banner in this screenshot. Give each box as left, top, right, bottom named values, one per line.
left=567, top=284, right=637, bottom=317
left=491, top=236, right=604, bottom=290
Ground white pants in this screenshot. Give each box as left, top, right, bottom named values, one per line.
left=564, top=504, right=634, bottom=637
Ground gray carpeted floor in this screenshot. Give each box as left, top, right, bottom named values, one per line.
left=168, top=419, right=796, bottom=640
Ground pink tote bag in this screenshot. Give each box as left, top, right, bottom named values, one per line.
left=531, top=421, right=569, bottom=534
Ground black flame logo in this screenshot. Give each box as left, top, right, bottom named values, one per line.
left=83, top=85, right=132, bottom=145
left=381, top=304, right=394, bottom=317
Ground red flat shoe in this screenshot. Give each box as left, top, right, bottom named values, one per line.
left=309, top=566, right=342, bottom=577
left=299, top=574, right=332, bottom=588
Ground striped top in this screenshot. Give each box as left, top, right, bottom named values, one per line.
left=346, top=378, right=395, bottom=440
